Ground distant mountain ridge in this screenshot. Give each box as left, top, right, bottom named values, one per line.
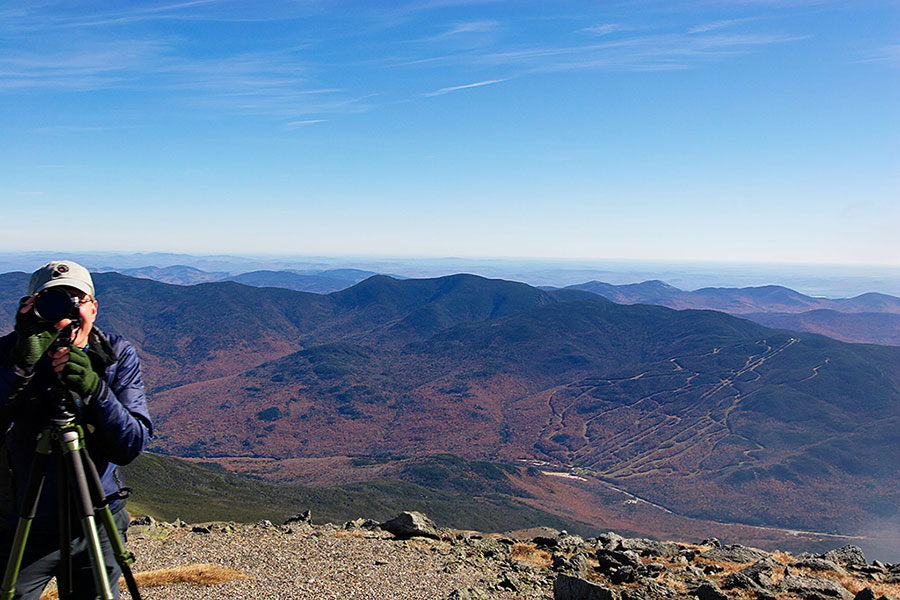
left=565, top=280, right=900, bottom=345
left=566, top=280, right=900, bottom=314
left=224, top=269, right=378, bottom=293
left=109, top=265, right=378, bottom=294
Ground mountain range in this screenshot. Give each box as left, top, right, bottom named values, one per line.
left=111, top=265, right=379, bottom=293
left=103, top=268, right=900, bottom=346
left=0, top=271, right=898, bottom=555
left=562, top=280, right=900, bottom=346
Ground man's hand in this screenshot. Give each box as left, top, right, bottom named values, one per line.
left=12, top=296, right=65, bottom=372
left=51, top=346, right=100, bottom=401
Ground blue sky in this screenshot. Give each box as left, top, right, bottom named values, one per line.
left=1, top=0, right=898, bottom=265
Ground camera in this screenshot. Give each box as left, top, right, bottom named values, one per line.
left=33, top=288, right=81, bottom=324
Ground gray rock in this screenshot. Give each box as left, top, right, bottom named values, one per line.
left=823, top=546, right=867, bottom=567
left=683, top=565, right=707, bottom=578
left=701, top=538, right=722, bottom=548
left=558, top=534, right=587, bottom=553
left=640, top=562, right=666, bottom=578
left=681, top=549, right=700, bottom=562
left=609, top=566, right=637, bottom=584
left=701, top=544, right=769, bottom=564
left=793, top=558, right=844, bottom=572
left=621, top=578, right=677, bottom=600
left=597, top=531, right=626, bottom=550
left=256, top=519, right=273, bottom=528
left=535, top=534, right=561, bottom=549
left=643, top=578, right=679, bottom=599
left=847, top=564, right=887, bottom=576
left=342, top=517, right=379, bottom=529
left=446, top=587, right=489, bottom=600
left=130, top=515, right=155, bottom=526
left=553, top=552, right=594, bottom=577
left=379, top=511, right=441, bottom=539
left=596, top=548, right=641, bottom=570
left=554, top=574, right=619, bottom=600
left=695, top=583, right=729, bottom=600
left=778, top=575, right=853, bottom=599
left=283, top=509, right=312, bottom=525
left=721, top=572, right=764, bottom=592
left=743, top=558, right=778, bottom=579
left=497, top=574, right=521, bottom=592
left=731, top=557, right=779, bottom=590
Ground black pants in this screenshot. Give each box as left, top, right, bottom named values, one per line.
left=0, top=507, right=129, bottom=599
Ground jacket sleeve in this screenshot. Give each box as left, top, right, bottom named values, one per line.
left=84, top=340, right=152, bottom=466
left=0, top=333, right=27, bottom=422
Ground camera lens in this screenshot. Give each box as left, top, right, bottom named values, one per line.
left=33, top=288, right=78, bottom=323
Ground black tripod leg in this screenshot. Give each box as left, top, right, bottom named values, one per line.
left=57, top=455, right=72, bottom=599
left=80, top=448, right=141, bottom=600
left=0, top=433, right=52, bottom=600
left=58, top=429, right=113, bottom=600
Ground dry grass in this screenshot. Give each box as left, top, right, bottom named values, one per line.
left=40, top=563, right=246, bottom=599
left=694, top=556, right=754, bottom=576
left=794, top=567, right=900, bottom=598
left=771, top=551, right=794, bottom=565
left=677, top=542, right=708, bottom=551
left=132, top=564, right=246, bottom=587
left=511, top=543, right=552, bottom=568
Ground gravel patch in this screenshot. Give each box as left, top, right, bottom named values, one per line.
left=123, top=521, right=551, bottom=599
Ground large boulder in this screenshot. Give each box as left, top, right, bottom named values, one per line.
left=694, top=583, right=729, bottom=600
left=823, top=546, right=867, bottom=567
left=554, top=574, right=618, bottom=600
left=597, top=531, right=626, bottom=550
left=792, top=558, right=844, bottom=573
left=596, top=548, right=641, bottom=570
left=379, top=511, right=441, bottom=539
left=700, top=544, right=769, bottom=564
left=777, top=575, right=853, bottom=600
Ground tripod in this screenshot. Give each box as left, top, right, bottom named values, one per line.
left=0, top=382, right=141, bottom=599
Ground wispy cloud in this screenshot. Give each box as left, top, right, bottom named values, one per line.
left=284, top=119, right=326, bottom=129
left=580, top=23, right=624, bottom=36
left=424, top=78, right=506, bottom=96
left=688, top=17, right=759, bottom=34
left=406, top=30, right=807, bottom=74
left=856, top=44, right=900, bottom=65
left=436, top=20, right=498, bottom=38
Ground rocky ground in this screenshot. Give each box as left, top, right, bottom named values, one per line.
left=116, top=512, right=900, bottom=600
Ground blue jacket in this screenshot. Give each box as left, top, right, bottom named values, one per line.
left=0, top=328, right=152, bottom=531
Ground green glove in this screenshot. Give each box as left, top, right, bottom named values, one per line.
left=60, top=346, right=100, bottom=401
left=13, top=297, right=59, bottom=372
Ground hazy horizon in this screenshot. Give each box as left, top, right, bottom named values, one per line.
left=2, top=250, right=899, bottom=298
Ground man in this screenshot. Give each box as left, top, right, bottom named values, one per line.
left=0, top=261, right=151, bottom=599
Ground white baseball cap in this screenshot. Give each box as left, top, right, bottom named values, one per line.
left=28, top=260, right=95, bottom=297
